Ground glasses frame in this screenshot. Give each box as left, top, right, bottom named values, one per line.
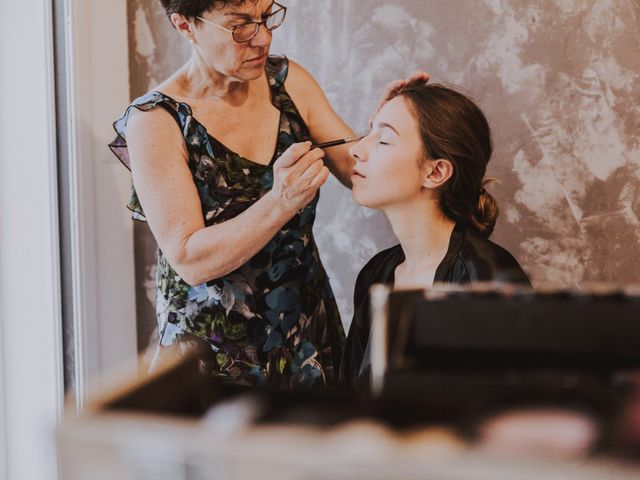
left=196, top=2, right=287, bottom=43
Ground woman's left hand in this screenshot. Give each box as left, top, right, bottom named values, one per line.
left=369, top=71, right=430, bottom=127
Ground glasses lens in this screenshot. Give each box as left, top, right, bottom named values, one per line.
left=265, top=7, right=286, bottom=30
left=233, top=23, right=260, bottom=42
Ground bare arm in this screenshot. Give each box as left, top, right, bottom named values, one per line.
left=126, top=107, right=329, bottom=286
left=285, top=60, right=356, bottom=188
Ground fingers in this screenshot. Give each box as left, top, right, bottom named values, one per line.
left=406, top=71, right=430, bottom=84
left=382, top=72, right=430, bottom=101
left=382, top=79, right=406, bottom=99
left=292, top=147, right=325, bottom=176
left=274, top=141, right=312, bottom=168
left=369, top=72, right=431, bottom=127
left=272, top=145, right=326, bottom=207
left=369, top=79, right=404, bottom=122
left=299, top=156, right=325, bottom=184
left=373, top=79, right=405, bottom=115
left=392, top=72, right=430, bottom=95
left=305, top=165, right=330, bottom=192
left=390, top=72, right=429, bottom=93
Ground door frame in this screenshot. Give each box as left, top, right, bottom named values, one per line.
left=58, top=0, right=136, bottom=410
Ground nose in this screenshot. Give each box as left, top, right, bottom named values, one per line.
left=349, top=137, right=368, bottom=162
left=250, top=22, right=272, bottom=47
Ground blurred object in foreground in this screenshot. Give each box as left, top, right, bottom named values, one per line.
left=58, top=285, right=640, bottom=479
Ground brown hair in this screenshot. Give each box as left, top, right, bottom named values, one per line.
left=159, top=0, right=256, bottom=22
left=395, top=84, right=499, bottom=237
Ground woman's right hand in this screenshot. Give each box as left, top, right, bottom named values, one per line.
left=270, top=141, right=330, bottom=215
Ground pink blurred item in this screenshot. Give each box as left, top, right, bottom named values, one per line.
left=477, top=407, right=599, bottom=459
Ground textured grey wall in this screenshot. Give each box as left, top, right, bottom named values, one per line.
left=127, top=0, right=640, bottom=347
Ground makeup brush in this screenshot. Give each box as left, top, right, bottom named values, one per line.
left=310, top=135, right=365, bottom=149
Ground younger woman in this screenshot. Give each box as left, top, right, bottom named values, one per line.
left=341, top=84, right=531, bottom=392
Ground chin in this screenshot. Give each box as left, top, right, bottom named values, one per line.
left=351, top=189, right=383, bottom=210
left=232, top=62, right=267, bottom=81
left=245, top=69, right=265, bottom=81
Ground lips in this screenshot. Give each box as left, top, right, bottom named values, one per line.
left=246, top=54, right=267, bottom=63
left=352, top=168, right=366, bottom=179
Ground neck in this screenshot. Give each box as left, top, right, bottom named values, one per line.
left=178, top=54, right=253, bottom=105
left=382, top=194, right=456, bottom=269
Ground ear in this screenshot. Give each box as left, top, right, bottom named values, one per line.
left=422, top=158, right=454, bottom=189
left=170, top=13, right=196, bottom=42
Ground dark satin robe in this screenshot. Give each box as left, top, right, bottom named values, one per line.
left=340, top=222, right=531, bottom=393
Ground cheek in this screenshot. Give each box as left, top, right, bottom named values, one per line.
left=352, top=152, right=423, bottom=206
left=372, top=151, right=421, bottom=189
left=227, top=43, right=247, bottom=62
left=374, top=171, right=421, bottom=203
left=207, top=39, right=243, bottom=61
left=202, top=39, right=228, bottom=59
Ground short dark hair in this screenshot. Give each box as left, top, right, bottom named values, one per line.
left=395, top=84, right=499, bottom=237
left=158, top=0, right=256, bottom=21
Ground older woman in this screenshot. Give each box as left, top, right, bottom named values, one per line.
left=110, top=0, right=424, bottom=391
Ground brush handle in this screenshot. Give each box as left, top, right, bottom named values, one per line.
left=310, top=135, right=364, bottom=149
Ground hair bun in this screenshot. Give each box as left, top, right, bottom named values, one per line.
left=470, top=180, right=499, bottom=237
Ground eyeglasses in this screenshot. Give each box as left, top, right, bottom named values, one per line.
left=196, top=2, right=287, bottom=43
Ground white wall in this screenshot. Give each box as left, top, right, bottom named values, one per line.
left=0, top=0, right=134, bottom=474
left=64, top=0, right=135, bottom=406
left=0, top=0, right=64, bottom=478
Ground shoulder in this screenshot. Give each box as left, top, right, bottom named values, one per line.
left=362, top=244, right=404, bottom=274
left=274, top=57, right=327, bottom=117
left=460, top=228, right=531, bottom=285
left=127, top=90, right=182, bottom=116
left=264, top=55, right=317, bottom=96
left=276, top=56, right=317, bottom=86
left=119, top=91, right=186, bottom=141
left=111, top=90, right=189, bottom=171
left=355, top=245, right=403, bottom=293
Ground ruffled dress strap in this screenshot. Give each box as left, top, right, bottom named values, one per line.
left=265, top=55, right=297, bottom=114
left=108, top=91, right=192, bottom=221
left=265, top=55, right=289, bottom=92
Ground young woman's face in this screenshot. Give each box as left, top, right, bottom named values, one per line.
left=350, top=96, right=427, bottom=209
left=193, top=0, right=275, bottom=81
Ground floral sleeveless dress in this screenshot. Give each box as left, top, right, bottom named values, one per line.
left=110, top=55, right=344, bottom=391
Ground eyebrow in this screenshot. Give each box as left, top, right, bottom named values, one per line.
left=224, top=1, right=275, bottom=18
left=376, top=122, right=400, bottom=136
